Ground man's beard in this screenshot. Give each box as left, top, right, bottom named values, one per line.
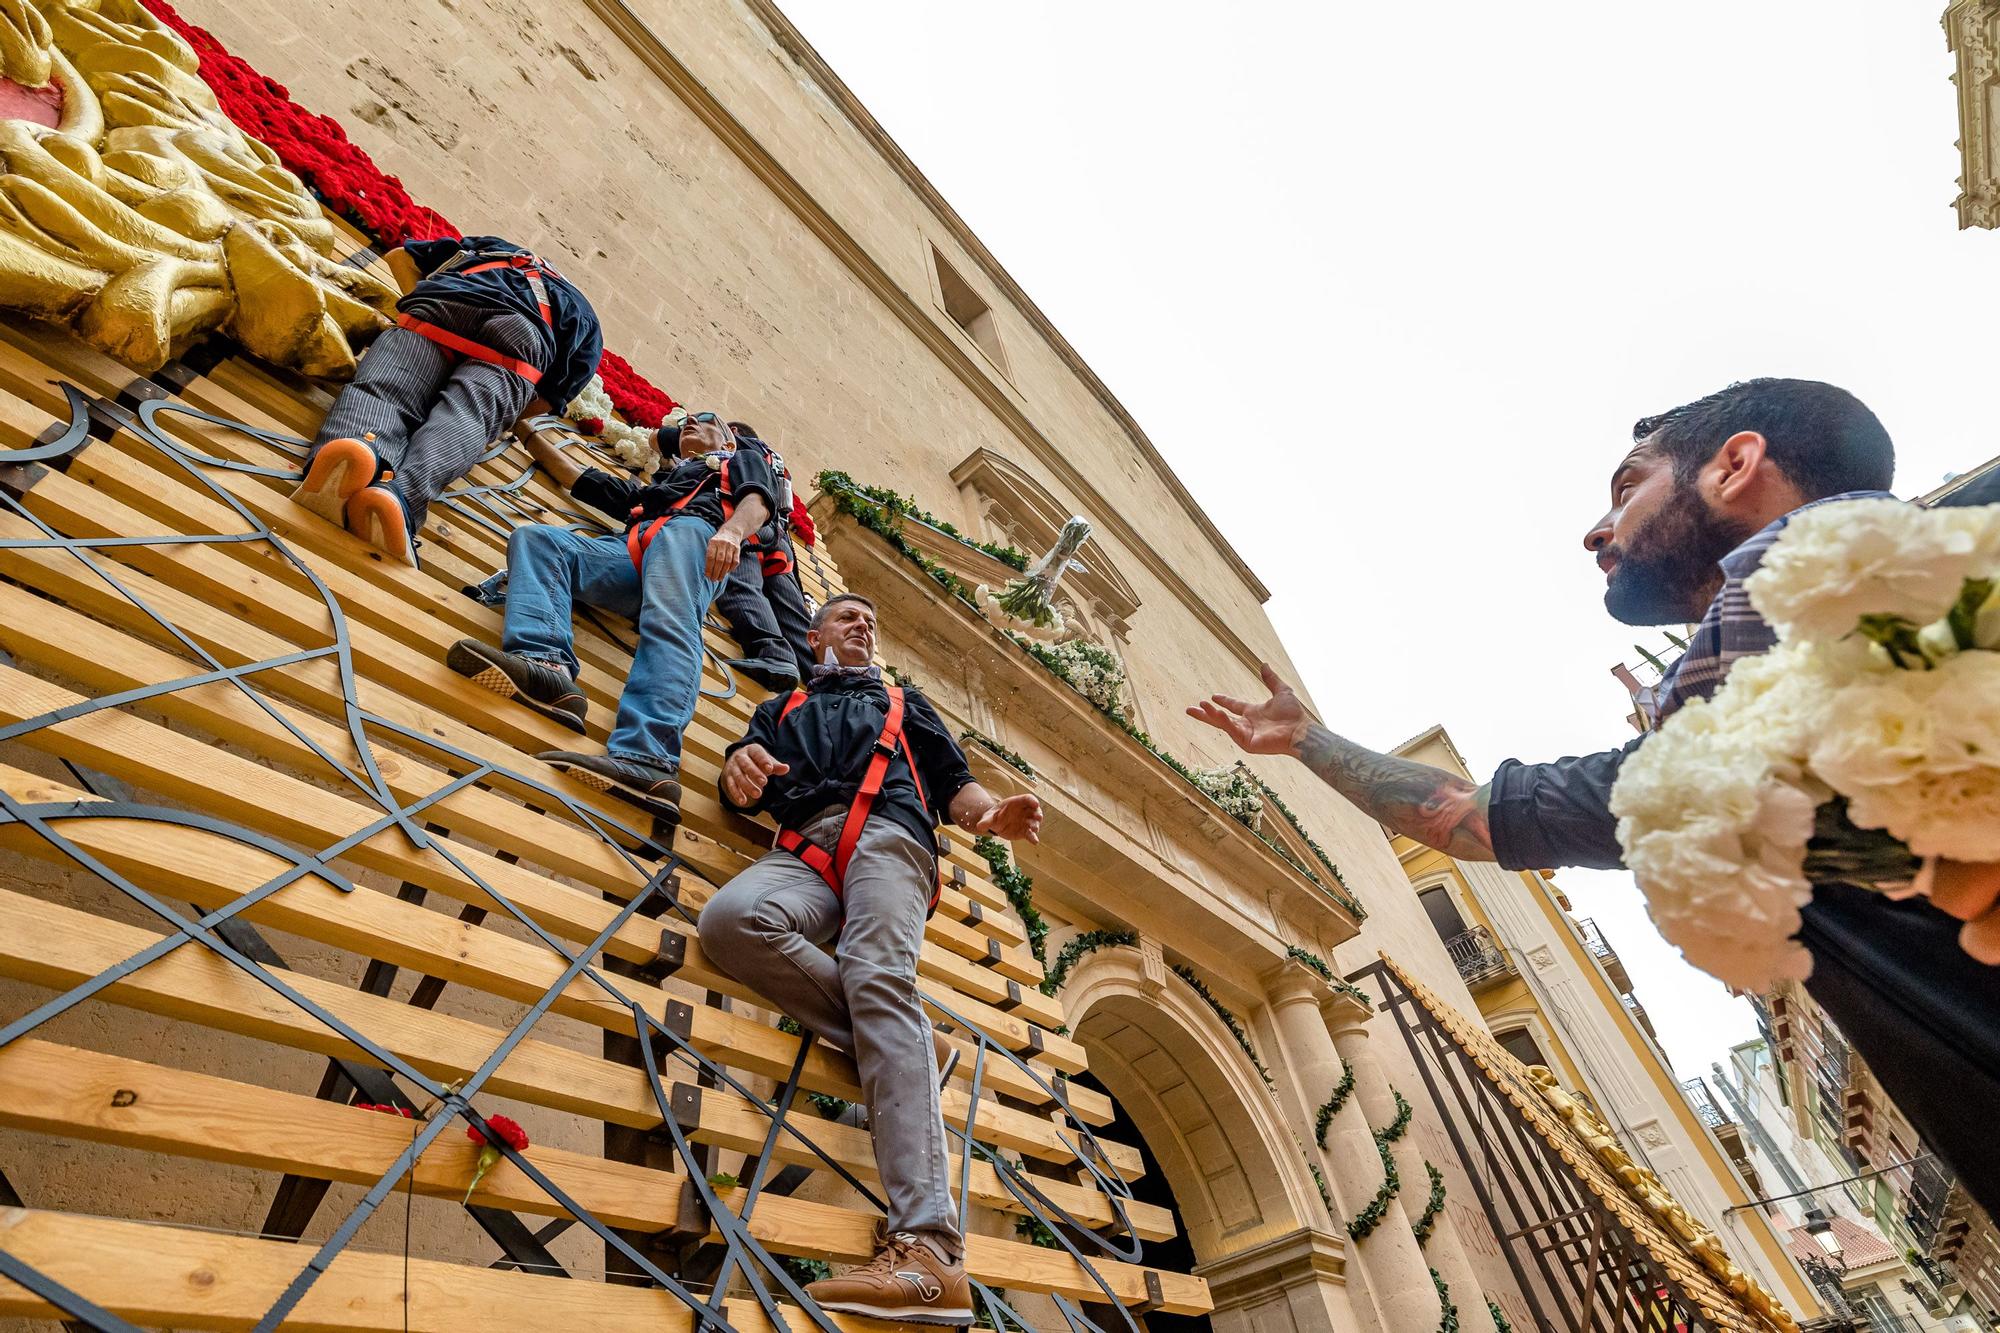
left=1602, top=486, right=1754, bottom=626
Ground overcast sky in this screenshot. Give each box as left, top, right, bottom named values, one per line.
left=777, top=1, right=1999, bottom=1082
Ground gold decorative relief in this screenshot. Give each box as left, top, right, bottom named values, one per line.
left=0, top=0, right=396, bottom=372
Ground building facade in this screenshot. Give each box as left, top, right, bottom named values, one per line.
left=0, top=1, right=1825, bottom=1330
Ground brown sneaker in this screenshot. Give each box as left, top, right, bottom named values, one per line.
left=806, top=1226, right=973, bottom=1326
left=447, top=639, right=587, bottom=733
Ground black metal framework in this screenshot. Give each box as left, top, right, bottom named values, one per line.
left=1354, top=960, right=1770, bottom=1333
left=0, top=362, right=1159, bottom=1332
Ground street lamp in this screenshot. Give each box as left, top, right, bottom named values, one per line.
left=1805, top=1209, right=1847, bottom=1273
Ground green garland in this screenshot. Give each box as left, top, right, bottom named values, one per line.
left=1310, top=1160, right=1335, bottom=1217
left=1412, top=1161, right=1447, bottom=1245
left=973, top=834, right=1050, bottom=970
left=1042, top=928, right=1137, bottom=996
left=775, top=1017, right=852, bottom=1118
left=781, top=1255, right=833, bottom=1286
left=961, top=729, right=1036, bottom=779
left=1486, top=1299, right=1512, bottom=1333
left=1014, top=1213, right=1061, bottom=1249
left=1315, top=1065, right=1356, bottom=1149
left=1432, top=1270, right=1459, bottom=1333
left=1380, top=1089, right=1414, bottom=1144
left=817, top=473, right=981, bottom=605
left=1171, top=963, right=1274, bottom=1089
left=1286, top=946, right=1373, bottom=1008
left=1258, top=781, right=1366, bottom=919
left=817, top=471, right=1029, bottom=570
left=1346, top=1131, right=1403, bottom=1240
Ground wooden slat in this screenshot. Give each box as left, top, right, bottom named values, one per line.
left=0, top=883, right=1137, bottom=1177
left=0, top=1038, right=1171, bottom=1255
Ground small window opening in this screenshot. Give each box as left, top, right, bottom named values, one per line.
left=932, top=246, right=1006, bottom=369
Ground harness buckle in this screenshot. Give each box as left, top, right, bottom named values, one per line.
left=871, top=739, right=898, bottom=759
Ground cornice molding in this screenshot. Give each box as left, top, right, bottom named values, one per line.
left=578, top=0, right=1273, bottom=644
left=1946, top=0, right=2000, bottom=228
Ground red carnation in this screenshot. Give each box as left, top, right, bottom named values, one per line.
left=577, top=416, right=606, bottom=436
left=354, top=1102, right=414, bottom=1118
left=463, top=1114, right=529, bottom=1202
left=790, top=498, right=816, bottom=548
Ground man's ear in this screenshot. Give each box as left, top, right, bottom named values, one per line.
left=1708, top=430, right=1769, bottom=504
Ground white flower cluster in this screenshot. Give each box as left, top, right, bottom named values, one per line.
left=1189, top=762, right=1265, bottom=829
left=1611, top=500, right=2000, bottom=991
left=561, top=376, right=664, bottom=472
left=1038, top=638, right=1128, bottom=715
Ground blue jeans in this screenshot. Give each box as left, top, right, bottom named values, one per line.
left=498, top=517, right=724, bottom=770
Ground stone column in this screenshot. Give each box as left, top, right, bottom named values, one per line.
left=1266, top=967, right=1440, bottom=1333
left=1330, top=1008, right=1496, bottom=1333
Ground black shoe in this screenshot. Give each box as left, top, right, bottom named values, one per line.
left=537, top=750, right=682, bottom=822
left=726, top=654, right=800, bottom=692
left=447, top=639, right=587, bottom=734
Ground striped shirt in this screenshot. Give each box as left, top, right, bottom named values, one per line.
left=1649, top=489, right=1894, bottom=725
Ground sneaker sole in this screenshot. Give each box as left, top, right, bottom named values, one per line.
left=811, top=1299, right=974, bottom=1326
left=292, top=438, right=376, bottom=527
left=345, top=487, right=417, bottom=567
left=445, top=641, right=587, bottom=735
left=541, top=757, right=682, bottom=824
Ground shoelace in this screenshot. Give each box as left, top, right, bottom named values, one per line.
left=849, top=1232, right=924, bottom=1279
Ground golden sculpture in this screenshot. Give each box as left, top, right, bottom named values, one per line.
left=0, top=0, right=396, bottom=373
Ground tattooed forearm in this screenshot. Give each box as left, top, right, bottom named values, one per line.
left=1292, top=723, right=1494, bottom=861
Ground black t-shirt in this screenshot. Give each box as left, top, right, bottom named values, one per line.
left=570, top=444, right=777, bottom=535
left=399, top=236, right=603, bottom=410
left=721, top=674, right=974, bottom=857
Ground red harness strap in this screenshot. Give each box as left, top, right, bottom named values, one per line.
left=397, top=252, right=556, bottom=385
left=772, top=685, right=942, bottom=913
left=625, top=463, right=734, bottom=571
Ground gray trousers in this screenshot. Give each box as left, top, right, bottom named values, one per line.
left=698, top=806, right=961, bottom=1247
left=310, top=299, right=546, bottom=534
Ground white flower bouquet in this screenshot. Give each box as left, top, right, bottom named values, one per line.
left=1610, top=500, right=2000, bottom=991
left=561, top=376, right=663, bottom=471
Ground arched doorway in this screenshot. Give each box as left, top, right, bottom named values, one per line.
left=1065, top=953, right=1347, bottom=1333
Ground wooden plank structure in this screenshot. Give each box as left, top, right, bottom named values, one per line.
left=0, top=258, right=1211, bottom=1329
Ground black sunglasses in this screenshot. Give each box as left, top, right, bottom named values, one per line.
left=685, top=411, right=720, bottom=425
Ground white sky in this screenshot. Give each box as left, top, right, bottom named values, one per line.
left=776, top=0, right=2000, bottom=1082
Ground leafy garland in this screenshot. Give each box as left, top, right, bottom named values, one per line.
left=1346, top=1090, right=1412, bottom=1242
left=1412, top=1161, right=1447, bottom=1245
left=1315, top=1064, right=1356, bottom=1149
left=1014, top=1213, right=1061, bottom=1249
left=1170, top=963, right=1275, bottom=1089
left=816, top=471, right=1029, bottom=570
left=1042, top=929, right=1137, bottom=996
left=973, top=835, right=1049, bottom=971
left=1486, top=1299, right=1513, bottom=1333
left=818, top=473, right=981, bottom=606
left=819, top=470, right=1369, bottom=920
left=781, top=1255, right=833, bottom=1286
left=774, top=1017, right=852, bottom=1119
left=1285, top=945, right=1373, bottom=1008
left=1310, top=1161, right=1335, bottom=1218
left=1432, top=1270, right=1459, bottom=1333
left=962, top=730, right=1036, bottom=779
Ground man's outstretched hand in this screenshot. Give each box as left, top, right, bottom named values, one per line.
left=974, top=793, right=1043, bottom=844
left=721, top=743, right=789, bottom=807
left=1188, top=663, right=1312, bottom=757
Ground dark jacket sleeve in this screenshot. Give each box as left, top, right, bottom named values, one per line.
left=1487, top=734, right=1647, bottom=871
left=719, top=697, right=785, bottom=814
left=537, top=283, right=603, bottom=412
left=399, top=237, right=467, bottom=276
left=722, top=442, right=778, bottom=521
left=569, top=467, right=641, bottom=526
left=902, top=692, right=975, bottom=817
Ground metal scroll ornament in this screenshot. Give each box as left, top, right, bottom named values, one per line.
left=0, top=0, right=398, bottom=373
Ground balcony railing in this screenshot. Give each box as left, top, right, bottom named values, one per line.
left=1576, top=916, right=1614, bottom=958
left=1681, top=1077, right=1733, bottom=1130
left=1443, top=925, right=1514, bottom=987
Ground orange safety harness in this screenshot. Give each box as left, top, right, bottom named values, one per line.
left=625, top=461, right=734, bottom=571
left=396, top=250, right=556, bottom=386
left=771, top=684, right=943, bottom=913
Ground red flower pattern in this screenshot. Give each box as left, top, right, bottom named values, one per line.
left=466, top=1115, right=530, bottom=1152
left=136, top=0, right=679, bottom=427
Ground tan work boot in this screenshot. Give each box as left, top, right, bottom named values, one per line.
left=805, top=1225, right=973, bottom=1326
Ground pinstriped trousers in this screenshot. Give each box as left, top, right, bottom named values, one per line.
left=309, top=299, right=547, bottom=535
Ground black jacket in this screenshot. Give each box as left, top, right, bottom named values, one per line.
left=721, top=673, right=974, bottom=856
left=399, top=236, right=602, bottom=410
left=571, top=444, right=778, bottom=535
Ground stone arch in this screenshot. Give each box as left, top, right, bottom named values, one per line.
left=1063, top=948, right=1323, bottom=1267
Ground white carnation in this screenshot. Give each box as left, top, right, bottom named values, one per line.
left=1924, top=650, right=2000, bottom=774
left=1805, top=671, right=1941, bottom=791
left=1746, top=499, right=2000, bottom=642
